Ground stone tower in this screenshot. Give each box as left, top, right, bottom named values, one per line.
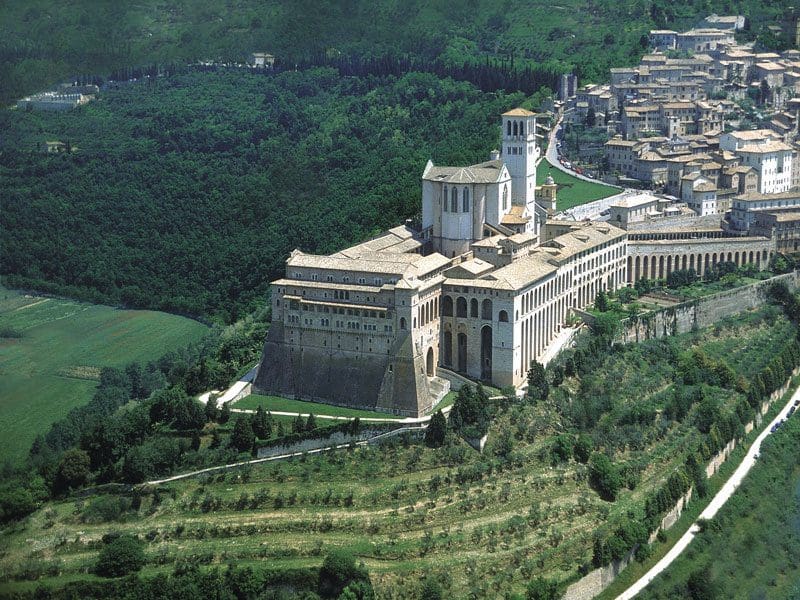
left=538, top=173, right=558, bottom=217
left=501, top=108, right=540, bottom=233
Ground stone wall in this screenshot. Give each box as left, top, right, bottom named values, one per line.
left=255, top=425, right=422, bottom=459
left=562, top=548, right=636, bottom=600
left=616, top=271, right=800, bottom=344
left=560, top=367, right=799, bottom=599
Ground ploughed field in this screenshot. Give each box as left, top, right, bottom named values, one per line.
left=0, top=306, right=793, bottom=597
left=0, top=285, right=208, bottom=462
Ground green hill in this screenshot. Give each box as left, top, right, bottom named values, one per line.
left=0, top=0, right=787, bottom=105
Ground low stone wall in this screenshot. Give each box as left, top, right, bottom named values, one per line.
left=616, top=271, right=800, bottom=344
left=562, top=548, right=636, bottom=600
left=561, top=367, right=799, bottom=599
left=256, top=427, right=391, bottom=459
left=255, top=424, right=427, bottom=458
left=437, top=367, right=473, bottom=391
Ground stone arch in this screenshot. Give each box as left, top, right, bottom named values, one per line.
left=426, top=347, right=434, bottom=377
left=481, top=325, right=492, bottom=380
left=457, top=332, right=467, bottom=372
left=456, top=297, right=467, bottom=318
left=442, top=295, right=453, bottom=316
left=481, top=298, right=493, bottom=320
left=470, top=298, right=478, bottom=318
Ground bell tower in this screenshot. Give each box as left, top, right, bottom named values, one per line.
left=501, top=108, right=540, bottom=230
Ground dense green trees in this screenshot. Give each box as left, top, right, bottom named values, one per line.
left=588, top=452, right=622, bottom=501
left=425, top=410, right=448, bottom=448
left=95, top=534, right=146, bottom=577
left=318, top=549, right=373, bottom=599
left=1, top=69, right=526, bottom=322
left=230, top=416, right=255, bottom=453
left=449, top=384, right=492, bottom=438
left=526, top=361, right=549, bottom=402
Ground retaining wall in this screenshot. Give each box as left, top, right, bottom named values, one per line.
left=616, top=272, right=800, bottom=344
left=561, top=367, right=799, bottom=599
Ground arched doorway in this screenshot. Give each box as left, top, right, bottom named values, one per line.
left=426, top=347, right=434, bottom=377
left=457, top=332, right=467, bottom=373
left=481, top=326, right=492, bottom=380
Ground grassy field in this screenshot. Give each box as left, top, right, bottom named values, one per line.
left=233, top=394, right=402, bottom=420
left=0, top=309, right=790, bottom=598
left=536, top=159, right=619, bottom=211
left=0, top=286, right=208, bottom=462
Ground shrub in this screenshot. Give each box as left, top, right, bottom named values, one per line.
left=95, top=534, right=145, bottom=577
left=588, top=452, right=622, bottom=501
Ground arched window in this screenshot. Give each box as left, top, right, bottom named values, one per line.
left=443, top=186, right=448, bottom=212
left=519, top=120, right=525, bottom=135
left=481, top=299, right=493, bottom=320
left=463, top=187, right=470, bottom=212
left=499, top=310, right=509, bottom=322
left=502, top=185, right=509, bottom=210
left=400, top=317, right=407, bottom=330
left=513, top=121, right=518, bottom=136
left=442, top=295, right=453, bottom=317
left=470, top=298, right=478, bottom=318
left=506, top=121, right=511, bottom=136
left=456, top=297, right=467, bottom=318
left=451, top=187, right=458, bottom=212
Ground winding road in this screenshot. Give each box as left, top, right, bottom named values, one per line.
left=615, top=384, right=800, bottom=599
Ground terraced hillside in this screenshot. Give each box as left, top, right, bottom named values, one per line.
left=0, top=305, right=794, bottom=598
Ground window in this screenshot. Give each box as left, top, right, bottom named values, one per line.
left=463, top=187, right=469, bottom=212
left=456, top=297, right=467, bottom=318
left=443, top=186, right=448, bottom=211
left=400, top=317, right=407, bottom=330
left=481, top=299, right=492, bottom=320
left=451, top=187, right=458, bottom=212
left=470, top=298, right=478, bottom=318
left=502, top=185, right=509, bottom=210
left=442, top=295, right=453, bottom=316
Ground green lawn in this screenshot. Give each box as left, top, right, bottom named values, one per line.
left=0, top=286, right=208, bottom=462
left=537, top=159, right=619, bottom=211
left=233, top=394, right=402, bottom=419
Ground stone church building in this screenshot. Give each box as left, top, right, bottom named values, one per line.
left=254, top=108, right=773, bottom=417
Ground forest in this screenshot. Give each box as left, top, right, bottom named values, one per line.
left=0, top=0, right=791, bottom=105
left=1, top=68, right=527, bottom=322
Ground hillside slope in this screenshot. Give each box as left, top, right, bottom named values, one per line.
left=0, top=0, right=787, bottom=105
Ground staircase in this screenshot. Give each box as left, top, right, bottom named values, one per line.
left=427, top=376, right=451, bottom=409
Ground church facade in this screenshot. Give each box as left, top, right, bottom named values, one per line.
left=253, top=108, right=629, bottom=416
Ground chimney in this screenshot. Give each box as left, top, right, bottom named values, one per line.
left=490, top=149, right=500, bottom=161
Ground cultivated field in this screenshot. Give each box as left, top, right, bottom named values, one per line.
left=536, top=159, right=618, bottom=211
left=0, top=307, right=791, bottom=598
left=0, top=286, right=208, bottom=462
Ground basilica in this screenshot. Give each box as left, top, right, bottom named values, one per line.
left=253, top=108, right=772, bottom=416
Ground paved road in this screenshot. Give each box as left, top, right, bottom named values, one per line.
left=543, top=115, right=621, bottom=188
left=615, top=385, right=800, bottom=599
